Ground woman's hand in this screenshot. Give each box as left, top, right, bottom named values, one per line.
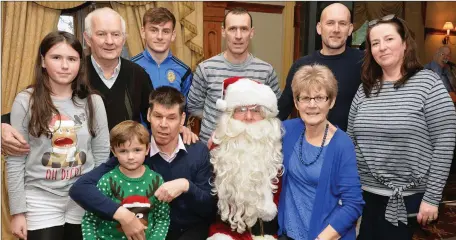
left=417, top=201, right=439, bottom=226
left=180, top=126, right=198, bottom=144
left=11, top=213, right=27, bottom=240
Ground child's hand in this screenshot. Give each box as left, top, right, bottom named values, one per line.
left=11, top=213, right=27, bottom=240
left=155, top=178, right=189, bottom=202
left=115, top=207, right=147, bottom=240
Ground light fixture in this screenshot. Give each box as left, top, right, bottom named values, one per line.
left=443, top=22, right=454, bottom=45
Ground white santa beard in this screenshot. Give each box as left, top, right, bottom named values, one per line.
left=211, top=114, right=283, bottom=234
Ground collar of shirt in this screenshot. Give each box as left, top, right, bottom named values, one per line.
left=143, top=49, right=173, bottom=65
left=90, top=55, right=122, bottom=81
left=149, top=134, right=187, bottom=163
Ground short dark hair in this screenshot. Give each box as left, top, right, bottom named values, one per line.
left=110, top=120, right=150, bottom=149
left=143, top=7, right=176, bottom=29
left=223, top=7, right=253, bottom=28
left=149, top=86, right=185, bottom=114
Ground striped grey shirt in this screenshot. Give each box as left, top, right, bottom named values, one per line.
left=187, top=53, right=281, bottom=143
left=347, top=69, right=456, bottom=226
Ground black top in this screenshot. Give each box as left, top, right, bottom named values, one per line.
left=87, top=56, right=153, bottom=130
left=278, top=47, right=364, bottom=131
left=1, top=113, right=10, bottom=124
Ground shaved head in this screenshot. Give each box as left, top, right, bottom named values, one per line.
left=320, top=3, right=351, bottom=22
left=317, top=3, right=353, bottom=55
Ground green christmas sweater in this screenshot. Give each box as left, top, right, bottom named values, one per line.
left=81, top=165, right=170, bottom=240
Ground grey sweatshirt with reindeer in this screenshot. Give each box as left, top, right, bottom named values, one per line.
left=6, top=90, right=110, bottom=215
left=81, top=165, right=170, bottom=240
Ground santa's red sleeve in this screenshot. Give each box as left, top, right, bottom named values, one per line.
left=208, top=222, right=253, bottom=240
left=273, top=175, right=282, bottom=206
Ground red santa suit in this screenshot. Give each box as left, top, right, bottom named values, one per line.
left=207, top=77, right=283, bottom=240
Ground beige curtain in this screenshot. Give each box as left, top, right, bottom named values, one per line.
left=281, top=2, right=295, bottom=90
left=34, top=1, right=86, bottom=10
left=2, top=2, right=61, bottom=114
left=353, top=2, right=404, bottom=32
left=1, top=158, right=13, bottom=240
left=1, top=2, right=61, bottom=239
left=111, top=1, right=204, bottom=70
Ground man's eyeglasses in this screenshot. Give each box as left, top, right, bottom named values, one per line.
left=296, top=96, right=329, bottom=104
left=368, top=14, right=396, bottom=28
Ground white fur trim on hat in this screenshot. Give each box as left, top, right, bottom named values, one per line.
left=220, top=79, right=278, bottom=117
left=216, top=99, right=228, bottom=111
left=207, top=233, right=234, bottom=240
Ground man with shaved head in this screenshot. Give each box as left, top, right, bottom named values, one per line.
left=278, top=3, right=363, bottom=132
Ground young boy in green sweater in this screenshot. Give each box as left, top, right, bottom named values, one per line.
left=81, top=120, right=170, bottom=240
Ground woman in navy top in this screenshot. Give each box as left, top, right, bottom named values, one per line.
left=278, top=64, right=364, bottom=240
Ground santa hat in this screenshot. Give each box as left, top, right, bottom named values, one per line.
left=49, top=114, right=75, bottom=128
left=121, top=195, right=151, bottom=208
left=215, top=77, right=278, bottom=117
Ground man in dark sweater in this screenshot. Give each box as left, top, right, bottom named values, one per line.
left=83, top=7, right=152, bottom=131
left=278, top=3, right=363, bottom=132
left=1, top=7, right=152, bottom=156
left=70, top=87, right=214, bottom=240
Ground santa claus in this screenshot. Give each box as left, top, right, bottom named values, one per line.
left=207, top=77, right=283, bottom=240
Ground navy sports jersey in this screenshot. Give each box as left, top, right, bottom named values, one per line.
left=131, top=50, right=192, bottom=98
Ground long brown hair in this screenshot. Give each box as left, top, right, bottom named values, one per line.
left=361, top=16, right=423, bottom=97
left=28, top=31, right=96, bottom=138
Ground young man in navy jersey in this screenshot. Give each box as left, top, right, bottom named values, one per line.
left=131, top=7, right=192, bottom=99
left=278, top=3, right=363, bottom=132
left=70, top=87, right=214, bottom=240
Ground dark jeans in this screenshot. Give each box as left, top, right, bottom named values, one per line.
left=27, top=223, right=82, bottom=240
left=166, top=222, right=210, bottom=240
left=357, top=191, right=423, bottom=240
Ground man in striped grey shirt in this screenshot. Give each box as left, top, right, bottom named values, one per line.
left=187, top=7, right=281, bottom=143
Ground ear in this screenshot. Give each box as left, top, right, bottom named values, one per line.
left=348, top=23, right=354, bottom=36
left=146, top=108, right=151, bottom=123
left=222, top=26, right=226, bottom=39
left=293, top=98, right=299, bottom=112
left=110, top=147, right=117, bottom=158
left=329, top=98, right=336, bottom=109
left=41, top=55, right=46, bottom=68
left=249, top=27, right=255, bottom=39
left=180, top=112, right=186, bottom=127
left=144, top=144, right=150, bottom=157
left=140, top=26, right=146, bottom=40
left=171, top=29, right=177, bottom=42
left=83, top=32, right=92, bottom=48
left=316, top=22, right=322, bottom=36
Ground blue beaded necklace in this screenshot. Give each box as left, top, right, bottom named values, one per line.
left=299, top=123, right=329, bottom=166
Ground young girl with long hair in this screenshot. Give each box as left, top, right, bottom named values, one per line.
left=6, top=31, right=110, bottom=240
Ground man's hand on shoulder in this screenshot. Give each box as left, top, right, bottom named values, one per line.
left=180, top=125, right=198, bottom=144
left=114, top=206, right=147, bottom=240
left=154, top=178, right=190, bottom=202
left=1, top=123, right=29, bottom=156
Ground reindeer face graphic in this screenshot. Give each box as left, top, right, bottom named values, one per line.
left=109, top=175, right=160, bottom=232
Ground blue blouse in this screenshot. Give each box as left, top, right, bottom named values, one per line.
left=283, top=133, right=328, bottom=240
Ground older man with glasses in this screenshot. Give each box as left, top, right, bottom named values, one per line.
left=425, top=45, right=456, bottom=93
